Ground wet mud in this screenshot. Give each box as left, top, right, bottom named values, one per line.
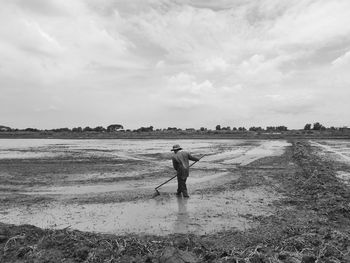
left=1, top=139, right=350, bottom=262
left=310, top=140, right=350, bottom=187
left=0, top=139, right=289, bottom=235
left=1, top=187, right=279, bottom=235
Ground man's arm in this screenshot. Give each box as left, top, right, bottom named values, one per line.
left=188, top=152, right=200, bottom=162
left=172, top=157, right=179, bottom=171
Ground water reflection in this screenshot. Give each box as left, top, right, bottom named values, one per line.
left=174, top=197, right=190, bottom=233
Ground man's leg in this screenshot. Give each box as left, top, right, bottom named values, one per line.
left=176, top=176, right=182, bottom=196
left=181, top=178, right=189, bottom=198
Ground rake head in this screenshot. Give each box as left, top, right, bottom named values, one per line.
left=152, top=188, right=160, bottom=198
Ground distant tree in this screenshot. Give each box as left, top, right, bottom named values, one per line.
left=52, top=128, right=71, bottom=132
left=72, top=127, right=83, bottom=132
left=83, top=126, right=93, bottom=132
left=0, top=125, right=12, bottom=132
left=238, top=127, right=246, bottom=131
left=200, top=127, right=207, bottom=131
left=249, top=126, right=263, bottom=132
left=137, top=126, right=153, bottom=132
left=313, top=122, right=325, bottom=131
left=24, top=128, right=39, bottom=132
left=340, top=126, right=350, bottom=132
left=215, top=125, right=221, bottom=131
left=266, top=126, right=287, bottom=132
left=232, top=127, right=237, bottom=131
left=304, top=124, right=312, bottom=130
left=107, top=124, right=124, bottom=132
left=93, top=126, right=106, bottom=132
left=276, top=126, right=288, bottom=131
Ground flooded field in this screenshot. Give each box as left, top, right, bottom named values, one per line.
left=2, top=139, right=350, bottom=263
left=311, top=140, right=350, bottom=186
left=310, top=140, right=350, bottom=162
left=1, top=139, right=289, bottom=235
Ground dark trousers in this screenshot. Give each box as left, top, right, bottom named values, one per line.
left=177, top=176, right=188, bottom=196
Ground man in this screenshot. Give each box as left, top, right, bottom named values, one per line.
left=171, top=144, right=200, bottom=198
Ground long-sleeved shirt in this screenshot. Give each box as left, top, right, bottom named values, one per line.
left=172, top=151, right=199, bottom=179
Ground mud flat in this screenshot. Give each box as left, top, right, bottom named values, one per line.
left=0, top=139, right=288, bottom=234
left=1, top=139, right=350, bottom=262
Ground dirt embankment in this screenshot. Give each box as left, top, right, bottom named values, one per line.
left=1, top=140, right=350, bottom=263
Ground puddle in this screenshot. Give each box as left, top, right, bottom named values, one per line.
left=224, top=141, right=290, bottom=165
left=23, top=171, right=230, bottom=195
left=0, top=150, right=61, bottom=159
left=204, top=140, right=290, bottom=165
left=0, top=187, right=278, bottom=235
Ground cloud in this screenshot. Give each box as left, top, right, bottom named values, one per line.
left=332, top=50, right=350, bottom=67
left=151, top=72, right=244, bottom=112
left=0, top=0, right=141, bottom=86
left=267, top=1, right=350, bottom=47
left=196, top=57, right=229, bottom=72
left=168, top=73, right=214, bottom=95
left=13, top=0, right=69, bottom=16
left=263, top=92, right=316, bottom=114
left=1, top=0, right=350, bottom=129
left=158, top=73, right=215, bottom=109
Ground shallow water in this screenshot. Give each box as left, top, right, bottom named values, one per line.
left=0, top=139, right=289, bottom=162
left=0, top=139, right=290, bottom=235
left=311, top=140, right=350, bottom=163
left=0, top=187, right=278, bottom=235
left=25, top=171, right=231, bottom=195
left=311, top=140, right=350, bottom=188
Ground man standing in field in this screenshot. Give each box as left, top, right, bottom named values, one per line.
left=171, top=144, right=200, bottom=198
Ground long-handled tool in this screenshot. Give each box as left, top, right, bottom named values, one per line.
left=153, top=154, right=205, bottom=196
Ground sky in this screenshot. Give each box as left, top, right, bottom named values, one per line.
left=0, top=0, right=349, bottom=130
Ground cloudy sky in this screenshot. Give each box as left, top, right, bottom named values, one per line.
left=1, top=0, right=349, bottom=130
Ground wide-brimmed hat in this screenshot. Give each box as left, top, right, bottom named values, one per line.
left=171, top=144, right=182, bottom=151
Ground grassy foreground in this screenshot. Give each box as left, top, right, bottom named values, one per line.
left=0, top=140, right=349, bottom=263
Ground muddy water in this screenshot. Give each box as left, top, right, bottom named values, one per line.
left=0, top=187, right=279, bottom=235
left=311, top=140, right=350, bottom=163
left=311, top=140, right=350, bottom=187
left=0, top=139, right=290, bottom=235
left=25, top=171, right=231, bottom=195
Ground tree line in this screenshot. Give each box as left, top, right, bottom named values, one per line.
left=1, top=122, right=348, bottom=133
